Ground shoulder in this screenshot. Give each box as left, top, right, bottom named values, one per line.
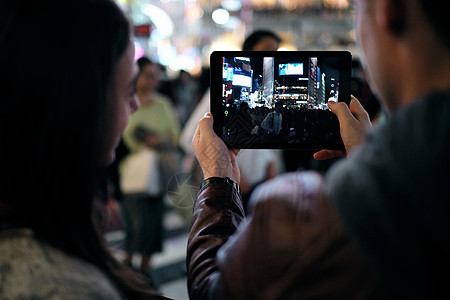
left=150, top=94, right=178, bottom=118
left=217, top=172, right=380, bottom=298
left=249, top=172, right=333, bottom=220
left=383, top=90, right=450, bottom=153
left=325, top=89, right=450, bottom=246
left=0, top=228, right=122, bottom=300
left=328, top=90, right=450, bottom=198
left=324, top=90, right=450, bottom=298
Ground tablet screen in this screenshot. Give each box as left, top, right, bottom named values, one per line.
left=210, top=51, right=352, bottom=149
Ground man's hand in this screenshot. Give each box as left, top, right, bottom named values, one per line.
left=314, top=96, right=372, bottom=160
left=192, top=113, right=240, bottom=183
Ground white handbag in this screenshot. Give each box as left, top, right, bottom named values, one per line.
left=120, top=147, right=161, bottom=196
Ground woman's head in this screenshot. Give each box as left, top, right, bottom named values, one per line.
left=106, top=42, right=140, bottom=164
left=0, top=1, right=156, bottom=297
left=0, top=0, right=132, bottom=250
left=136, top=56, right=163, bottom=93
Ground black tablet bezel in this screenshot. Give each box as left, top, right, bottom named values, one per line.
left=210, top=50, right=352, bottom=150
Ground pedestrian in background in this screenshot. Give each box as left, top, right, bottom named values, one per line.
left=120, top=56, right=181, bottom=284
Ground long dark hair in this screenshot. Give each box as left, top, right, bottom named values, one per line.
left=0, top=0, right=161, bottom=298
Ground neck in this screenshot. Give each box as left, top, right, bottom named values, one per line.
left=398, top=47, right=450, bottom=109
left=381, top=33, right=450, bottom=112
left=137, top=90, right=155, bottom=106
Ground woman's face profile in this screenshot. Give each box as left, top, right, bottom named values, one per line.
left=105, top=42, right=140, bottom=164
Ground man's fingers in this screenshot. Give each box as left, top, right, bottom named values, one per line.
left=329, top=97, right=372, bottom=129
left=328, top=101, right=353, bottom=123
left=195, top=112, right=215, bottom=138
left=313, top=150, right=331, bottom=161
left=230, top=149, right=240, bottom=158
left=193, top=113, right=212, bottom=148
left=326, top=96, right=371, bottom=156
left=313, top=149, right=346, bottom=161
left=198, top=112, right=213, bottom=129
left=349, top=96, right=371, bottom=128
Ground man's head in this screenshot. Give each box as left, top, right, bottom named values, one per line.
left=243, top=30, right=281, bottom=51
left=353, top=0, right=450, bottom=111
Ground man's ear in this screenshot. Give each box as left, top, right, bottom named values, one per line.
left=378, top=0, right=406, bottom=36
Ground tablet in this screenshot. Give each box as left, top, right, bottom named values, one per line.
left=210, top=50, right=352, bottom=150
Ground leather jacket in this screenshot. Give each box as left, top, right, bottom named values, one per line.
left=187, top=171, right=385, bottom=299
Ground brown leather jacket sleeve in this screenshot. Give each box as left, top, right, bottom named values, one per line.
left=187, top=172, right=383, bottom=300
left=186, top=178, right=245, bottom=299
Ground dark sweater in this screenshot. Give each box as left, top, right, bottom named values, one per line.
left=327, top=89, right=450, bottom=299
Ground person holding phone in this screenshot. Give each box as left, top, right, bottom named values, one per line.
left=187, top=0, right=450, bottom=299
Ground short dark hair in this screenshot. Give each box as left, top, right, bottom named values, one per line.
left=417, top=0, right=450, bottom=49
left=137, top=56, right=154, bottom=73
left=242, top=30, right=281, bottom=51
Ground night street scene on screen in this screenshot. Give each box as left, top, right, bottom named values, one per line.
left=218, top=55, right=345, bottom=149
